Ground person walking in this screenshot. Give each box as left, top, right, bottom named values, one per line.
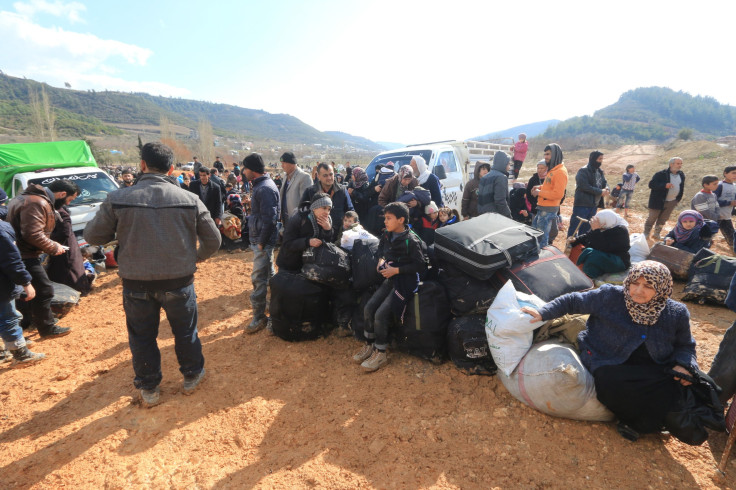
left=84, top=142, right=221, bottom=407
left=643, top=157, right=685, bottom=239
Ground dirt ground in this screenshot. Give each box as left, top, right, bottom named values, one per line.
left=3, top=147, right=736, bottom=489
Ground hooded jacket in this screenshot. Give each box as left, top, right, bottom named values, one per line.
left=573, top=151, right=608, bottom=208
left=461, top=162, right=489, bottom=218
left=477, top=152, right=511, bottom=217
left=537, top=144, right=569, bottom=208
left=6, top=184, right=63, bottom=259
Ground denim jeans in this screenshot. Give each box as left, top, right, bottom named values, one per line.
left=122, top=283, right=204, bottom=390
left=364, top=279, right=395, bottom=350
left=532, top=208, right=559, bottom=248
left=618, top=189, right=634, bottom=209
left=250, top=244, right=275, bottom=319
left=0, top=299, right=26, bottom=350
left=568, top=206, right=597, bottom=237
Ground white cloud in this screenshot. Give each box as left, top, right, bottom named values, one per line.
left=13, top=0, right=86, bottom=23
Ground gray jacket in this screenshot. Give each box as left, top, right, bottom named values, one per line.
left=477, top=152, right=511, bottom=217
left=573, top=164, right=607, bottom=208
left=84, top=173, right=221, bottom=281
left=280, top=166, right=313, bottom=221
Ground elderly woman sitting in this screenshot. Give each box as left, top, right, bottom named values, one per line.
left=522, top=261, right=706, bottom=443
left=568, top=209, right=630, bottom=278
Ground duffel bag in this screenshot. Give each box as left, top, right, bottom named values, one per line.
left=492, top=245, right=593, bottom=302
left=447, top=315, right=497, bottom=376
left=269, top=271, right=330, bottom=341
left=434, top=212, right=543, bottom=280
left=438, top=260, right=498, bottom=315
left=302, top=242, right=351, bottom=288
left=395, top=280, right=452, bottom=363
left=498, top=340, right=615, bottom=422
left=351, top=239, right=384, bottom=291
left=50, top=281, right=81, bottom=319
left=647, top=242, right=694, bottom=281
left=682, top=253, right=736, bottom=305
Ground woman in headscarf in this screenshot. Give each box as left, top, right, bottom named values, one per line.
left=567, top=209, right=630, bottom=278
left=663, top=210, right=714, bottom=253
left=410, top=155, right=444, bottom=207
left=378, top=164, right=417, bottom=207
left=461, top=162, right=491, bottom=220
left=347, top=167, right=374, bottom=222
left=522, top=261, right=705, bottom=444
left=276, top=193, right=335, bottom=272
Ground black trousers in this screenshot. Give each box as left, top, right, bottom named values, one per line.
left=363, top=279, right=395, bottom=350
left=719, top=219, right=735, bottom=247
left=16, top=258, right=56, bottom=334
left=709, top=319, right=736, bottom=404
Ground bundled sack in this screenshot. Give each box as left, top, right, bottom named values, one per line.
left=485, top=280, right=546, bottom=376
left=438, top=260, right=498, bottom=316
left=593, top=270, right=629, bottom=288
left=492, top=245, right=593, bottom=302
left=447, top=315, right=497, bottom=376
left=269, top=271, right=330, bottom=341
left=340, top=226, right=378, bottom=250
left=351, top=239, right=384, bottom=291
left=50, top=281, right=81, bottom=319
left=434, top=213, right=543, bottom=280
left=302, top=242, right=352, bottom=288
left=395, top=280, right=452, bottom=363
left=647, top=242, right=694, bottom=281
left=498, top=340, right=615, bottom=422
left=221, top=211, right=242, bottom=240
left=533, top=314, right=588, bottom=350
left=629, top=233, right=650, bottom=263
left=682, top=253, right=736, bottom=305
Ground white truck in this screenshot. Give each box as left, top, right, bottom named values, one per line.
left=365, top=139, right=514, bottom=214
left=0, top=140, right=120, bottom=241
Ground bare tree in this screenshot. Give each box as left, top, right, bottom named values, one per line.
left=160, top=114, right=175, bottom=141
left=197, top=118, right=215, bottom=164
left=28, top=87, right=46, bottom=141
left=41, top=87, right=56, bottom=141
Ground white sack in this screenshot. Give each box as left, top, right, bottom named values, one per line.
left=629, top=233, right=650, bottom=263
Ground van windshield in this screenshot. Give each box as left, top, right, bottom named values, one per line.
left=365, top=150, right=432, bottom=182
left=28, top=171, right=118, bottom=205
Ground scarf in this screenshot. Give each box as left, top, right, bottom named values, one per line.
left=308, top=212, right=333, bottom=238
left=546, top=143, right=564, bottom=169
left=413, top=156, right=432, bottom=185
left=588, top=151, right=603, bottom=170
left=352, top=167, right=368, bottom=187
left=673, top=210, right=704, bottom=243
left=622, top=260, right=673, bottom=326
left=595, top=209, right=628, bottom=229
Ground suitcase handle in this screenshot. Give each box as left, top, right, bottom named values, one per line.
left=484, top=238, right=513, bottom=268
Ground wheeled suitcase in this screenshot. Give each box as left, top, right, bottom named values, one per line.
left=446, top=315, right=497, bottom=376
left=647, top=242, right=694, bottom=281
left=492, top=246, right=594, bottom=302
left=434, top=212, right=543, bottom=280
left=395, top=280, right=452, bottom=363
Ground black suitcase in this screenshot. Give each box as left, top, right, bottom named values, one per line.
left=394, top=281, right=452, bottom=363
left=434, top=212, right=543, bottom=280
left=301, top=242, right=351, bottom=288
left=492, top=245, right=594, bottom=302
left=438, top=260, right=499, bottom=316
left=682, top=254, right=736, bottom=305
left=447, top=315, right=497, bottom=376
left=269, top=271, right=330, bottom=341
left=351, top=239, right=383, bottom=291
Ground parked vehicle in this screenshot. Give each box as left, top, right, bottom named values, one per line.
left=365, top=139, right=513, bottom=214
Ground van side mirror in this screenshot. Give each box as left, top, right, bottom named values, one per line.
left=433, top=165, right=447, bottom=180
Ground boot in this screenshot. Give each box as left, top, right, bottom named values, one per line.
left=10, top=346, right=46, bottom=366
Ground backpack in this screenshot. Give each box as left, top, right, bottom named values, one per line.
left=302, top=242, right=352, bottom=288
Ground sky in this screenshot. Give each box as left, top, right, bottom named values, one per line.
left=1, top=0, right=736, bottom=144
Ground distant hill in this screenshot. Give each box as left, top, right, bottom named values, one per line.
left=375, top=141, right=405, bottom=150
left=543, top=87, right=736, bottom=143
left=472, top=119, right=560, bottom=141
left=0, top=73, right=383, bottom=149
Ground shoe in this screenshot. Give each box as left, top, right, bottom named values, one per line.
left=1, top=350, right=13, bottom=364
left=266, top=317, right=273, bottom=335
left=140, top=386, right=161, bottom=407
left=352, top=343, right=374, bottom=364
left=361, top=349, right=388, bottom=372
left=616, top=421, right=640, bottom=442
left=39, top=325, right=71, bottom=339
left=10, top=346, right=46, bottom=366
left=245, top=316, right=266, bottom=334
left=182, top=368, right=206, bottom=395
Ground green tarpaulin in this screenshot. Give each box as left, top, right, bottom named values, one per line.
left=0, top=140, right=97, bottom=193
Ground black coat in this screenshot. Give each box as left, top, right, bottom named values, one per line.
left=188, top=180, right=223, bottom=220
left=349, top=182, right=377, bottom=221
left=276, top=208, right=336, bottom=272
left=300, top=183, right=354, bottom=234
left=573, top=225, right=631, bottom=268
left=648, top=168, right=685, bottom=210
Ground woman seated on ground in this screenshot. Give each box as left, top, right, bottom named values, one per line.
left=522, top=261, right=704, bottom=444
left=664, top=210, right=714, bottom=254
left=276, top=193, right=335, bottom=272
left=567, top=209, right=630, bottom=278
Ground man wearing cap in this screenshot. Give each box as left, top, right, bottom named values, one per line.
left=242, top=153, right=280, bottom=334
left=300, top=162, right=354, bottom=235
left=279, top=151, right=313, bottom=223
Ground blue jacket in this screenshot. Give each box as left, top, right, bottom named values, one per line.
left=249, top=175, right=280, bottom=246
left=0, top=221, right=32, bottom=303
left=538, top=284, right=698, bottom=374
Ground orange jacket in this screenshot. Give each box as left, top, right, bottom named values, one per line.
left=537, top=163, right=568, bottom=207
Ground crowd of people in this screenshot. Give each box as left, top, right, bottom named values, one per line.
left=1, top=138, right=734, bottom=447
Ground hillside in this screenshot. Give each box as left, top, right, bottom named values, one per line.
left=0, top=74, right=383, bottom=150
left=543, top=87, right=736, bottom=144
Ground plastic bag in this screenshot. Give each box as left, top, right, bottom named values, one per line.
left=485, top=280, right=545, bottom=376
left=629, top=233, right=650, bottom=263
left=340, top=226, right=378, bottom=250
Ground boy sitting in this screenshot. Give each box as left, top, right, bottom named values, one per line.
left=352, top=202, right=428, bottom=372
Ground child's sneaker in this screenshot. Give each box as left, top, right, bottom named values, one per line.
left=361, top=349, right=387, bottom=372
left=352, top=343, right=373, bottom=364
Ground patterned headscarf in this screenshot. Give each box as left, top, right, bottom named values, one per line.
left=352, top=167, right=368, bottom=187
left=673, top=210, right=704, bottom=243
left=622, top=260, right=673, bottom=326
left=398, top=165, right=414, bottom=180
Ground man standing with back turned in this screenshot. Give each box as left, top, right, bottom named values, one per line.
left=84, top=142, right=221, bottom=407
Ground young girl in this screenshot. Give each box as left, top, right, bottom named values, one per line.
left=619, top=165, right=641, bottom=218
left=568, top=209, right=630, bottom=278
left=417, top=201, right=440, bottom=244
left=664, top=210, right=714, bottom=253
left=438, top=207, right=459, bottom=227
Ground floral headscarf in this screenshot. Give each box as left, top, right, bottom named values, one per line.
left=352, top=167, right=368, bottom=187
left=622, top=260, right=673, bottom=325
